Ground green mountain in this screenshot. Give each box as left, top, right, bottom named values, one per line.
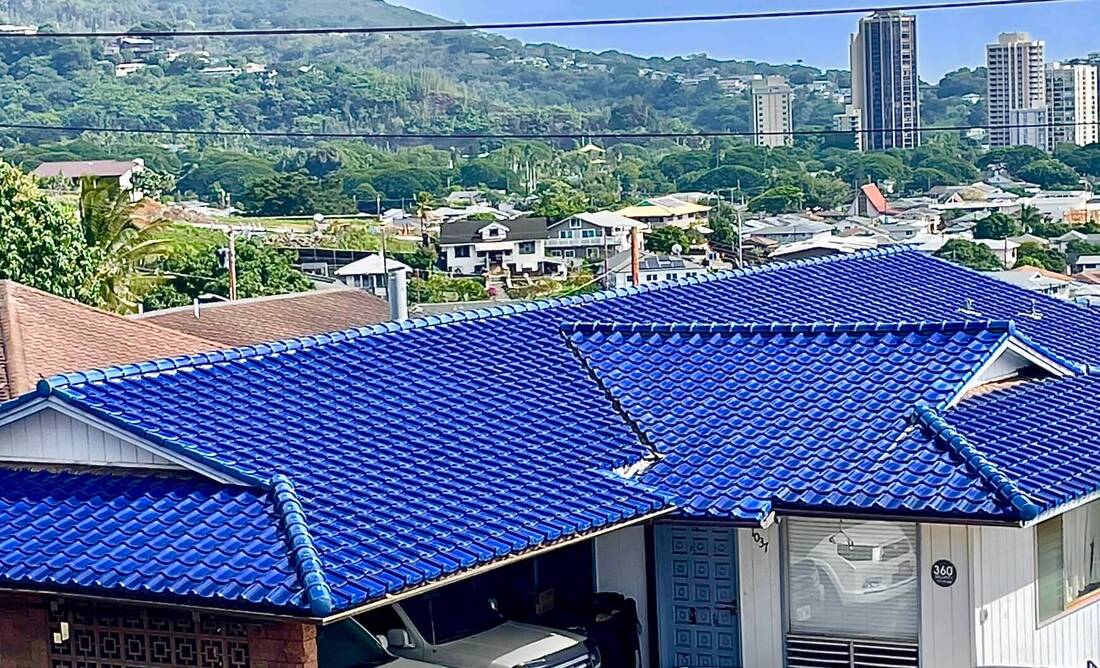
left=0, top=0, right=854, bottom=145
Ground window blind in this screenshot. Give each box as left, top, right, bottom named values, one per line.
left=1037, top=515, right=1065, bottom=621
left=785, top=517, right=919, bottom=641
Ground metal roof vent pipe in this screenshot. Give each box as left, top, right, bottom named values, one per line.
left=387, top=267, right=409, bottom=322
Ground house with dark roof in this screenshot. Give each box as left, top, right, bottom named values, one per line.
left=438, top=217, right=560, bottom=275
left=31, top=158, right=146, bottom=201
left=1, top=250, right=1100, bottom=667
left=133, top=286, right=392, bottom=347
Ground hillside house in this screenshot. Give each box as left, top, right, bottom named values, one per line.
left=439, top=218, right=555, bottom=275
left=973, top=238, right=1020, bottom=268
left=546, top=211, right=647, bottom=263
left=1, top=250, right=1100, bottom=668
left=602, top=250, right=705, bottom=289
left=334, top=254, right=412, bottom=297
left=31, top=158, right=146, bottom=202
left=850, top=183, right=896, bottom=218
left=617, top=196, right=711, bottom=229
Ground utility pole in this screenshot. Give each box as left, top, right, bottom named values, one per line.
left=227, top=229, right=238, bottom=301
left=630, top=226, right=641, bottom=288
left=378, top=194, right=389, bottom=301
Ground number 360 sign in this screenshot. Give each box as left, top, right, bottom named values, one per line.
left=931, top=559, right=957, bottom=588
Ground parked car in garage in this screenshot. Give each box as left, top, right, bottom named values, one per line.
left=317, top=618, right=449, bottom=668
left=354, top=579, right=600, bottom=668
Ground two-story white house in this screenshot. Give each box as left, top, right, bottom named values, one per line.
left=439, top=218, right=553, bottom=276
left=546, top=211, right=648, bottom=264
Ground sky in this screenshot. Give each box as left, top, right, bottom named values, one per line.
left=393, top=0, right=1098, bottom=79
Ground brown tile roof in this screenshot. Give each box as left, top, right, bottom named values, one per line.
left=0, top=281, right=219, bottom=401
left=133, top=287, right=391, bottom=348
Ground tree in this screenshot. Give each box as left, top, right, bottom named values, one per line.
left=459, top=161, right=509, bottom=190
left=683, top=165, right=765, bottom=194
left=240, top=172, right=356, bottom=216
left=936, top=67, right=987, bottom=98
left=1014, top=243, right=1067, bottom=273
left=974, top=212, right=1023, bottom=240
left=748, top=186, right=805, bottom=215
left=934, top=239, right=1003, bottom=271
left=646, top=226, right=700, bottom=254
left=533, top=181, right=588, bottom=222
left=408, top=274, right=488, bottom=304
left=78, top=178, right=169, bottom=312
left=142, top=237, right=311, bottom=310
left=0, top=161, right=103, bottom=302
left=130, top=169, right=177, bottom=201
left=978, top=146, right=1047, bottom=174
left=1017, top=159, right=1082, bottom=190
left=1017, top=205, right=1043, bottom=233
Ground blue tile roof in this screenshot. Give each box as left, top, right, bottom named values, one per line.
left=0, top=469, right=306, bottom=611
left=566, top=320, right=1041, bottom=523
left=6, top=247, right=1100, bottom=614
left=936, top=374, right=1100, bottom=516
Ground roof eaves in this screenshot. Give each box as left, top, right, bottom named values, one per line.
left=41, top=246, right=917, bottom=392
left=911, top=405, right=1042, bottom=523
left=270, top=475, right=333, bottom=616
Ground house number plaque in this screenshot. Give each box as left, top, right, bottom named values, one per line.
left=931, top=559, right=957, bottom=587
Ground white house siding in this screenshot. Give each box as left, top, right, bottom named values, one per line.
left=0, top=407, right=177, bottom=468
left=594, top=526, right=652, bottom=668
left=970, top=524, right=1100, bottom=667
left=737, top=525, right=783, bottom=668
left=919, top=524, right=974, bottom=668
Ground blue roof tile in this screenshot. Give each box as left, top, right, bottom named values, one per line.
left=566, top=320, right=1029, bottom=523
left=6, top=248, right=1100, bottom=613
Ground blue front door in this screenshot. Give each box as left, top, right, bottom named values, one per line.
left=655, top=524, right=742, bottom=668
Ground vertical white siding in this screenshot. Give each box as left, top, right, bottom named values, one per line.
left=594, top=525, right=652, bottom=668
left=0, top=407, right=177, bottom=468
left=919, top=524, right=974, bottom=668
left=737, top=524, right=783, bottom=668
left=971, top=524, right=1100, bottom=667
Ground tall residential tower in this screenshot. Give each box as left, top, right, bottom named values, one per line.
left=850, top=11, right=921, bottom=151
left=986, top=32, right=1046, bottom=148
left=1046, top=61, right=1099, bottom=148
left=751, top=76, right=794, bottom=148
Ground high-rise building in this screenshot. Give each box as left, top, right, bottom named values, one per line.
left=850, top=11, right=920, bottom=151
left=1008, top=107, right=1049, bottom=151
left=750, top=76, right=794, bottom=148
left=986, top=32, right=1046, bottom=147
left=832, top=104, right=864, bottom=151
left=1046, top=61, right=1099, bottom=148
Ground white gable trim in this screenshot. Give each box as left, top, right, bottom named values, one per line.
left=0, top=397, right=248, bottom=486
left=947, top=336, right=1077, bottom=409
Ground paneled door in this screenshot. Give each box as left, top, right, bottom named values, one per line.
left=655, top=524, right=742, bottom=668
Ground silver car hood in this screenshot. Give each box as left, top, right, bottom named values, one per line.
left=430, top=621, right=586, bottom=668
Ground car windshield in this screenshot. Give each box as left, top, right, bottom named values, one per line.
left=316, top=619, right=397, bottom=668
left=402, top=580, right=505, bottom=644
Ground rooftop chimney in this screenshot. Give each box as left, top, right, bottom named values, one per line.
left=388, top=268, right=409, bottom=322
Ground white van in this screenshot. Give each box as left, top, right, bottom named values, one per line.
left=354, top=580, right=599, bottom=668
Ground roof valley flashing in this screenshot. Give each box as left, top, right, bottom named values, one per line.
left=3, top=248, right=1100, bottom=616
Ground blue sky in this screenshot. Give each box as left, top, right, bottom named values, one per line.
left=393, top=0, right=1097, bottom=79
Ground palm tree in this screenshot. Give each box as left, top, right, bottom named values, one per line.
left=78, top=177, right=170, bottom=312
left=1018, top=204, right=1043, bottom=233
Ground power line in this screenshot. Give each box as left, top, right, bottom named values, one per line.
left=0, top=0, right=1074, bottom=39
left=0, top=120, right=1087, bottom=140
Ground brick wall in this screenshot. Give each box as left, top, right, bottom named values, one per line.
left=248, top=620, right=319, bottom=668
left=0, top=595, right=50, bottom=668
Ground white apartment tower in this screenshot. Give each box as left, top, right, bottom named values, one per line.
left=1046, top=61, right=1099, bottom=148
left=751, top=76, right=794, bottom=148
left=986, top=32, right=1046, bottom=148
left=832, top=104, right=864, bottom=151
left=850, top=11, right=921, bottom=151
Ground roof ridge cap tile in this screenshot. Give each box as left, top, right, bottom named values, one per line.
left=41, top=246, right=914, bottom=391
left=912, top=405, right=1042, bottom=522
left=1008, top=328, right=1092, bottom=375
left=563, top=319, right=1014, bottom=337
left=269, top=474, right=333, bottom=616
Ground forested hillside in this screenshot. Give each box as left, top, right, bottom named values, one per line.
left=0, top=0, right=857, bottom=143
